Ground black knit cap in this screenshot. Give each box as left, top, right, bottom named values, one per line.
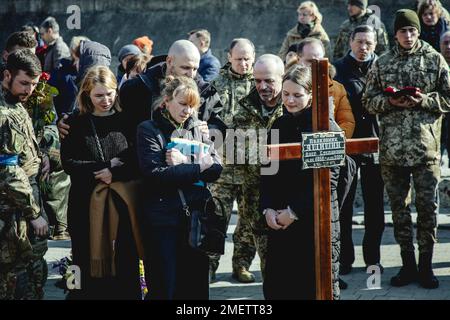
left=394, top=9, right=421, bottom=34
left=348, top=0, right=368, bottom=10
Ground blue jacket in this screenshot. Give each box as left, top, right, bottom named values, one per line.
left=49, top=58, right=78, bottom=117
left=199, top=49, right=221, bottom=83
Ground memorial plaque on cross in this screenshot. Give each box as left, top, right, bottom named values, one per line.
left=267, top=59, right=379, bottom=300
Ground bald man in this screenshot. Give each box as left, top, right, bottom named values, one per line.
left=225, top=54, right=285, bottom=283
left=58, top=40, right=225, bottom=143
left=208, top=38, right=256, bottom=282
left=118, top=40, right=225, bottom=138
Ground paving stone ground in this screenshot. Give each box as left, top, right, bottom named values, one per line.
left=43, top=156, right=450, bottom=300
left=43, top=212, right=450, bottom=300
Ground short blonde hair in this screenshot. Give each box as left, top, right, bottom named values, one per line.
left=70, top=36, right=90, bottom=58
left=77, top=65, right=121, bottom=115
left=161, top=76, right=201, bottom=110
left=298, top=1, right=323, bottom=25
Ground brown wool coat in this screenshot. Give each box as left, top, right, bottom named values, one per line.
left=330, top=79, right=355, bottom=138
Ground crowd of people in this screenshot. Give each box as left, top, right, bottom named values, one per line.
left=1, top=0, right=450, bottom=300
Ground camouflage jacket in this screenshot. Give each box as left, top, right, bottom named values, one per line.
left=228, top=88, right=284, bottom=185
left=279, top=23, right=331, bottom=59
left=0, top=87, right=41, bottom=221
left=333, top=9, right=389, bottom=61
left=212, top=64, right=254, bottom=185
left=362, top=40, right=450, bottom=166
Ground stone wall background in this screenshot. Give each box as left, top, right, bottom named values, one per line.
left=3, top=0, right=450, bottom=210
left=2, top=0, right=450, bottom=66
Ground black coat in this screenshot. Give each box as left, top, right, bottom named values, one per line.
left=136, top=108, right=222, bottom=227
left=120, top=62, right=226, bottom=141
left=260, top=107, right=341, bottom=300
left=420, top=17, right=449, bottom=53
left=334, top=53, right=379, bottom=139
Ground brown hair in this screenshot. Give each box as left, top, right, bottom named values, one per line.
left=125, top=54, right=151, bottom=76
left=283, top=64, right=312, bottom=93
left=77, top=65, right=121, bottom=114
left=159, top=76, right=201, bottom=110
left=417, top=0, right=444, bottom=19
left=6, top=49, right=41, bottom=78
left=5, top=31, right=37, bottom=52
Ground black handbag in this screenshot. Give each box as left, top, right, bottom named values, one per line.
left=178, top=188, right=227, bottom=255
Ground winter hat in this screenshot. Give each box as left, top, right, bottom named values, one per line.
left=117, top=44, right=141, bottom=63
left=348, top=0, right=368, bottom=10
left=394, top=9, right=421, bottom=34
left=133, top=36, right=154, bottom=55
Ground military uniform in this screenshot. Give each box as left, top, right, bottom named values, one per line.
left=227, top=87, right=284, bottom=277
left=333, top=9, right=389, bottom=61
left=39, top=126, right=70, bottom=238
left=209, top=65, right=254, bottom=275
left=25, top=82, right=70, bottom=239
left=279, top=23, right=331, bottom=59
left=363, top=40, right=450, bottom=254
left=0, top=87, right=48, bottom=299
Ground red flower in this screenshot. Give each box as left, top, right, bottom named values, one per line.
left=40, top=72, right=50, bottom=81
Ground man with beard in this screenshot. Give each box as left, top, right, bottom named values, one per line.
left=2, top=30, right=71, bottom=242
left=230, top=54, right=285, bottom=283
left=0, top=49, right=49, bottom=299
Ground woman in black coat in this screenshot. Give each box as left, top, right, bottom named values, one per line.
left=261, top=65, right=341, bottom=300
left=61, top=66, right=140, bottom=299
left=136, top=76, right=222, bottom=300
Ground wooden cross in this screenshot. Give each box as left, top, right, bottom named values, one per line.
left=267, top=59, right=379, bottom=300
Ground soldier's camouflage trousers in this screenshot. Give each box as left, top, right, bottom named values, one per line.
left=381, top=164, right=439, bottom=253
left=43, top=170, right=70, bottom=234
left=0, top=257, right=47, bottom=300
left=209, top=182, right=267, bottom=276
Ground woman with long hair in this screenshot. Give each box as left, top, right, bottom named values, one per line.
left=61, top=65, right=140, bottom=299
left=261, top=65, right=341, bottom=300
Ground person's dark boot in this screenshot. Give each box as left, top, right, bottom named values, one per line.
left=390, top=251, right=418, bottom=287
left=418, top=251, right=439, bottom=289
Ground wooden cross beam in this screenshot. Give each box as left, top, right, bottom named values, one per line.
left=266, top=59, right=379, bottom=300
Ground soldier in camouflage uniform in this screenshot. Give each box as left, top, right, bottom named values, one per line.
left=363, top=9, right=450, bottom=289
left=209, top=39, right=256, bottom=282
left=2, top=30, right=70, bottom=240
left=0, top=50, right=49, bottom=300
left=228, top=54, right=285, bottom=283
left=23, top=76, right=70, bottom=241
left=333, top=0, right=389, bottom=61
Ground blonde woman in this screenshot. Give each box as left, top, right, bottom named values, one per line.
left=136, top=76, right=222, bottom=300
left=61, top=65, right=140, bottom=299
left=279, top=1, right=331, bottom=59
